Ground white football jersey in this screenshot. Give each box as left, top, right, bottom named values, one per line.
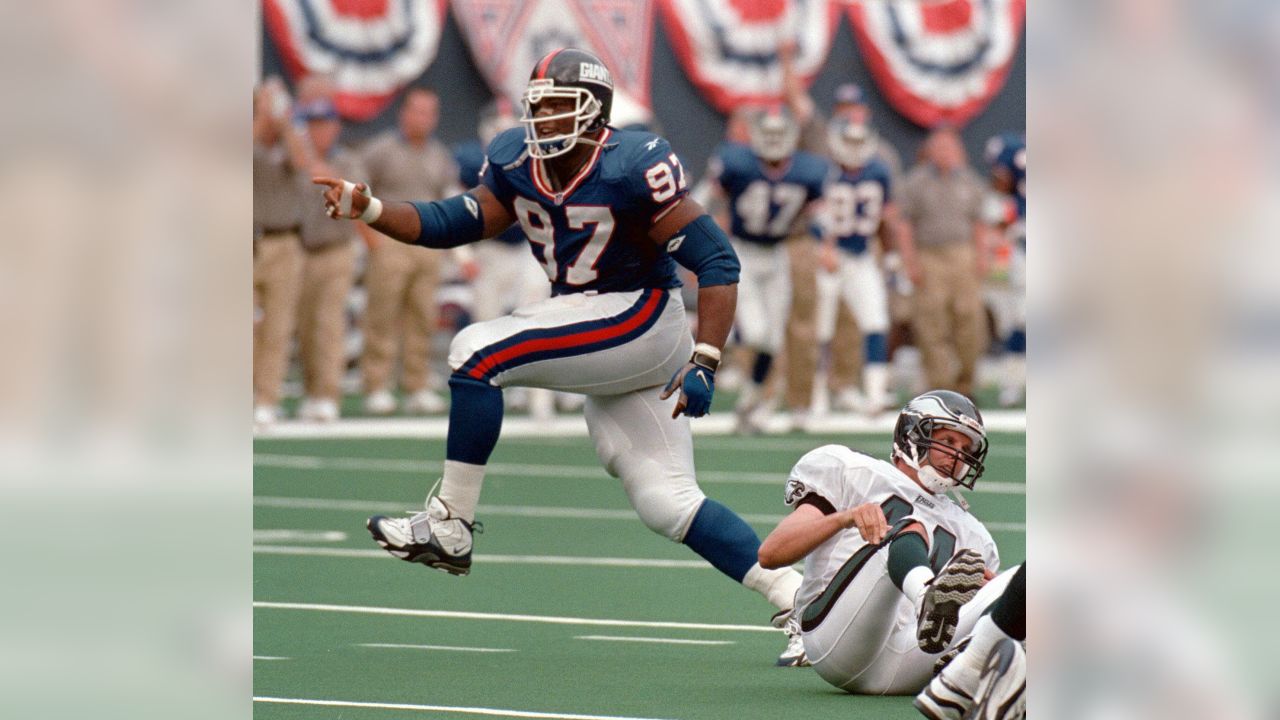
left=785, top=445, right=1000, bottom=620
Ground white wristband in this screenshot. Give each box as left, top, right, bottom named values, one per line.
left=692, top=343, right=722, bottom=362
left=360, top=196, right=383, bottom=224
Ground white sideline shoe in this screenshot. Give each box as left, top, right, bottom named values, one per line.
left=364, top=389, right=397, bottom=415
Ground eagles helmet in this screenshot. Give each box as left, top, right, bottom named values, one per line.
left=891, top=390, right=989, bottom=493
left=749, top=106, right=800, bottom=163
left=828, top=118, right=879, bottom=169
left=521, top=48, right=614, bottom=159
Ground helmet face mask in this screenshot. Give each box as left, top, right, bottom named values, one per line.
left=521, top=49, right=614, bottom=160
left=749, top=109, right=799, bottom=163
left=892, top=391, right=988, bottom=493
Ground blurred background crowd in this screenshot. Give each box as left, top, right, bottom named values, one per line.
left=253, top=0, right=1027, bottom=429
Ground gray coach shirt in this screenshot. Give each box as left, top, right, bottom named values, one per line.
left=360, top=131, right=461, bottom=204
left=253, top=142, right=304, bottom=237
left=299, top=146, right=367, bottom=251
left=898, top=164, right=985, bottom=248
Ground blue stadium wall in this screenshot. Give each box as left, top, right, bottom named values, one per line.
left=260, top=12, right=1025, bottom=179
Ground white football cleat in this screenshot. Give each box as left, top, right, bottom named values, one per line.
left=404, top=390, right=447, bottom=415
left=299, top=397, right=339, bottom=423
left=364, top=389, right=397, bottom=415
left=914, top=639, right=981, bottom=720
left=253, top=404, right=279, bottom=427
left=963, top=638, right=1025, bottom=719
left=770, top=609, right=810, bottom=667
left=367, top=496, right=479, bottom=575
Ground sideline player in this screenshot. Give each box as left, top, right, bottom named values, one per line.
left=983, top=133, right=1026, bottom=407
left=314, top=48, right=805, bottom=663
left=815, top=119, right=899, bottom=415
left=706, top=107, right=828, bottom=433
left=758, top=390, right=1023, bottom=692
left=916, top=564, right=1026, bottom=719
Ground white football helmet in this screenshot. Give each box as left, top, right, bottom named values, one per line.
left=828, top=118, right=879, bottom=169
left=748, top=106, right=799, bottom=163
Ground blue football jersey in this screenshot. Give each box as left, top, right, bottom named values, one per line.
left=710, top=142, right=829, bottom=246
left=986, top=133, right=1026, bottom=221
left=480, top=126, right=688, bottom=296
left=456, top=139, right=525, bottom=247
left=823, top=159, right=893, bottom=255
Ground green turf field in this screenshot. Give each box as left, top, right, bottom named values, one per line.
left=254, top=430, right=1024, bottom=719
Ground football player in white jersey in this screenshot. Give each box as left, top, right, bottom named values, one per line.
left=758, top=390, right=1023, bottom=693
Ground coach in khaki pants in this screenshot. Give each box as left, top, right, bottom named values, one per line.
left=253, top=80, right=312, bottom=426
left=897, top=128, right=991, bottom=399
left=357, top=88, right=462, bottom=416
left=295, top=98, right=365, bottom=422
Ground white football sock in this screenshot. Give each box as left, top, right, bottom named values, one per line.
left=743, top=564, right=804, bottom=611
left=903, top=566, right=935, bottom=614
left=436, top=460, right=485, bottom=522
left=955, top=615, right=1014, bottom=671
left=864, top=363, right=890, bottom=409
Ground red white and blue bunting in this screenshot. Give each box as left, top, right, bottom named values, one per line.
left=845, top=0, right=1025, bottom=128
left=263, top=0, right=448, bottom=121
left=451, top=0, right=656, bottom=127
left=657, top=0, right=839, bottom=114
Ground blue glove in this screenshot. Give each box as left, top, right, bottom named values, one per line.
left=661, top=362, right=716, bottom=418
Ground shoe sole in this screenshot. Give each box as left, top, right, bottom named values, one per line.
left=366, top=516, right=471, bottom=576
left=914, top=675, right=974, bottom=720
left=963, top=639, right=1025, bottom=720
left=918, top=549, right=986, bottom=653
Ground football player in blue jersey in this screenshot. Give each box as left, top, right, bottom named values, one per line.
left=706, top=106, right=830, bottom=434
left=314, top=48, right=807, bottom=665
left=814, top=119, right=901, bottom=415
left=983, top=133, right=1026, bottom=407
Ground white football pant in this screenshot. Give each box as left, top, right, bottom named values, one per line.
left=733, top=240, right=791, bottom=354
left=803, top=552, right=1018, bottom=695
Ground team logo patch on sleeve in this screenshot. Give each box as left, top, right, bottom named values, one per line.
left=785, top=478, right=808, bottom=505
left=464, top=195, right=480, bottom=219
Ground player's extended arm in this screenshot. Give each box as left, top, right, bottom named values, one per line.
left=758, top=502, right=889, bottom=569
left=312, top=178, right=514, bottom=248
left=651, top=198, right=740, bottom=419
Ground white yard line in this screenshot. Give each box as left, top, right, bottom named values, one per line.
left=252, top=601, right=778, bottom=633
left=252, top=696, right=678, bottom=720
left=252, top=655, right=289, bottom=661
left=357, top=643, right=516, bottom=653
left=253, top=410, right=1026, bottom=440
left=253, top=545, right=712, bottom=568
left=251, top=529, right=347, bottom=543
left=250, top=497, right=1025, bottom=533
left=252, top=454, right=1027, bottom=494
left=574, top=635, right=734, bottom=646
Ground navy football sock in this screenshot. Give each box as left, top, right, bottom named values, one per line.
left=865, top=332, right=888, bottom=364
left=990, top=564, right=1026, bottom=640
left=751, top=352, right=774, bottom=385
left=1006, top=328, right=1026, bottom=354
left=887, top=531, right=930, bottom=590
left=445, top=373, right=504, bottom=465
left=682, top=499, right=761, bottom=582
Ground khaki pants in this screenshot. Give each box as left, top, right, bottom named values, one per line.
left=911, top=243, right=987, bottom=397
left=783, top=238, right=818, bottom=410
left=297, top=240, right=357, bottom=401
left=828, top=303, right=862, bottom=392
left=361, top=240, right=442, bottom=394
left=252, top=232, right=304, bottom=406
